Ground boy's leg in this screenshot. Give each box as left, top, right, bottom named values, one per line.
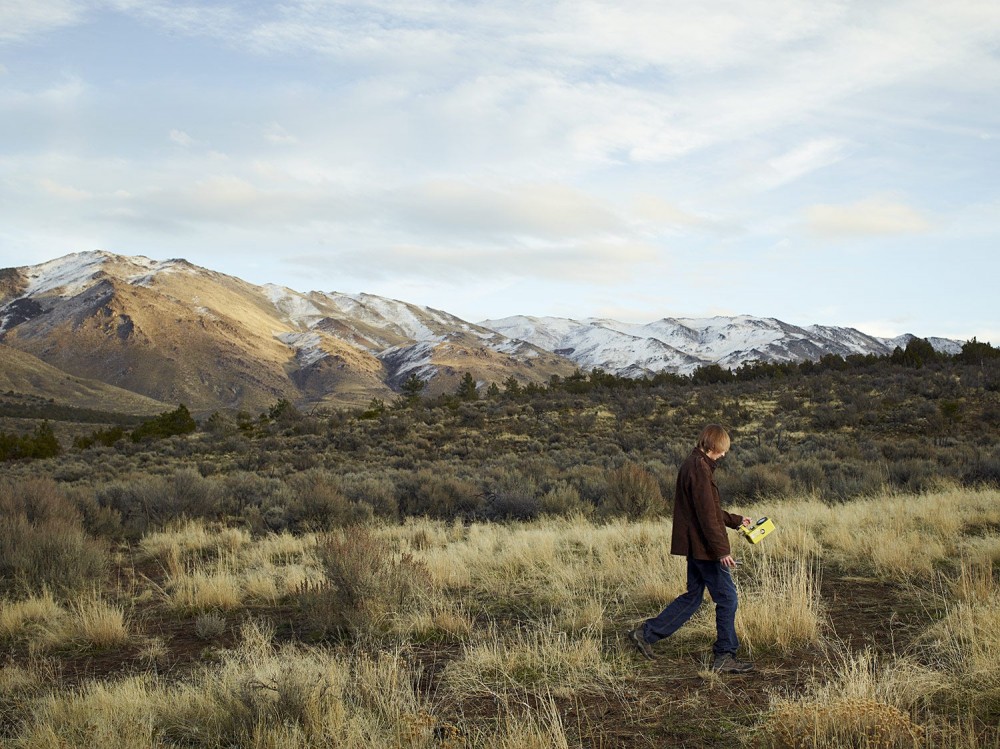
left=693, top=558, right=739, bottom=656
left=642, top=557, right=706, bottom=644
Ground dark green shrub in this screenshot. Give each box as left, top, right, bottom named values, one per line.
left=483, top=467, right=541, bottom=521
left=961, top=454, right=1000, bottom=487
left=94, top=469, right=221, bottom=538
left=722, top=464, right=793, bottom=502
left=601, top=462, right=666, bottom=518
left=285, top=470, right=372, bottom=531
left=397, top=469, right=481, bottom=519
left=789, top=458, right=825, bottom=496
left=887, top=459, right=945, bottom=493
left=340, top=473, right=399, bottom=518
left=73, top=425, right=125, bottom=449
left=0, top=478, right=107, bottom=596
left=0, top=422, right=61, bottom=461
left=539, top=481, right=588, bottom=517
left=130, top=404, right=196, bottom=442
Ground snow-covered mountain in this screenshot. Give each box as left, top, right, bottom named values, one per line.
left=0, top=251, right=964, bottom=412
left=0, top=251, right=573, bottom=411
left=479, top=315, right=963, bottom=376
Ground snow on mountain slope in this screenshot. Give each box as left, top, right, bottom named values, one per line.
left=480, top=314, right=963, bottom=376
left=263, top=284, right=325, bottom=328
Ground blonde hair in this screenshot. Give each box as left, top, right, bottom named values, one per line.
left=697, top=424, right=731, bottom=454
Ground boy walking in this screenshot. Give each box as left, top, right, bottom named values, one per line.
left=629, top=424, right=753, bottom=673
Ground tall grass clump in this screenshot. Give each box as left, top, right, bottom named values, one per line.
left=767, top=487, right=999, bottom=580
left=0, top=592, right=129, bottom=653
left=141, top=521, right=324, bottom=614
left=469, top=695, right=570, bottom=749
left=441, top=621, right=624, bottom=699
left=762, top=648, right=943, bottom=749
left=920, top=590, right=1000, bottom=702
left=299, top=527, right=433, bottom=640
left=734, top=554, right=823, bottom=652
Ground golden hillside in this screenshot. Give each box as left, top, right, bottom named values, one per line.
left=0, top=252, right=574, bottom=412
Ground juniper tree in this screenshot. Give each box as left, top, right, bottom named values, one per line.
left=457, top=372, right=478, bottom=401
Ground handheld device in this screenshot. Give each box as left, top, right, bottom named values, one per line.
left=739, top=516, right=776, bottom=544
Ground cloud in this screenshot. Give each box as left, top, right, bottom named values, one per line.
left=393, top=181, right=623, bottom=240
left=759, top=138, right=850, bottom=189
left=1, top=75, right=87, bottom=109
left=38, top=177, right=91, bottom=201
left=0, top=0, right=87, bottom=43
left=107, top=0, right=241, bottom=38
left=145, top=1, right=1000, bottom=168
left=265, top=123, right=297, bottom=144
left=168, top=129, right=195, bottom=147
left=631, top=195, right=707, bottom=229
left=805, top=196, right=932, bottom=237
left=287, top=238, right=658, bottom=286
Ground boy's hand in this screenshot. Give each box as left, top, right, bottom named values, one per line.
left=742, top=516, right=752, bottom=526
left=720, top=555, right=738, bottom=569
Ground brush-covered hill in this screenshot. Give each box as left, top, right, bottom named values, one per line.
left=0, top=343, right=169, bottom=415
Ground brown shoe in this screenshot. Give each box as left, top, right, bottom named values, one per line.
left=711, top=653, right=754, bottom=673
left=628, top=627, right=655, bottom=660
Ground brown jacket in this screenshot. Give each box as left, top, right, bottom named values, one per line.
left=670, top=447, right=743, bottom=560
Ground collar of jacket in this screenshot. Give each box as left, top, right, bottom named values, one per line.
left=695, top=446, right=718, bottom=471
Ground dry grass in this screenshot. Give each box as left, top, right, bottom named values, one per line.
left=141, top=520, right=324, bottom=613
left=5, top=486, right=998, bottom=747
left=442, top=622, right=624, bottom=698
left=14, top=620, right=440, bottom=749
left=744, top=487, right=1000, bottom=580
left=766, top=696, right=925, bottom=748
left=762, top=647, right=946, bottom=748
left=735, top=555, right=823, bottom=652
left=922, top=593, right=1000, bottom=688
left=0, top=591, right=130, bottom=652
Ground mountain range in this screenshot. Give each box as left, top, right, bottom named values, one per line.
left=0, top=251, right=962, bottom=414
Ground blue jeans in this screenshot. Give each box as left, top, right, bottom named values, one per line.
left=640, top=557, right=739, bottom=656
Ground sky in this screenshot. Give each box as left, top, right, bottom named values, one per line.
left=1, top=0, right=999, bottom=344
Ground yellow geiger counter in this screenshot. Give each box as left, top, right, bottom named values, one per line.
left=739, top=516, right=776, bottom=544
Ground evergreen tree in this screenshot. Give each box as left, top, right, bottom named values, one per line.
left=27, top=422, right=61, bottom=458
left=457, top=372, right=478, bottom=401
left=131, top=404, right=197, bottom=442
left=399, top=373, right=426, bottom=405
left=502, top=376, right=522, bottom=398
left=958, top=337, right=1000, bottom=365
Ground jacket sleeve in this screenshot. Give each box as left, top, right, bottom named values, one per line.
left=724, top=512, right=744, bottom=529
left=689, top=461, right=731, bottom=559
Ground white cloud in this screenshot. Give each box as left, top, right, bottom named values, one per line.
left=805, top=196, right=932, bottom=237
left=265, top=123, right=297, bottom=144
left=169, top=129, right=195, bottom=147
left=631, top=195, right=706, bottom=228
left=1, top=75, right=87, bottom=108
left=759, top=138, right=850, bottom=189
left=38, top=177, right=91, bottom=201
left=394, top=181, right=623, bottom=240
left=0, top=0, right=86, bottom=43
left=287, top=237, right=658, bottom=286
left=107, top=0, right=240, bottom=38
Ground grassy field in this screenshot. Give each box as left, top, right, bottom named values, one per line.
left=1, top=484, right=998, bottom=747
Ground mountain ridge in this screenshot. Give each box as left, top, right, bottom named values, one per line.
left=0, top=251, right=963, bottom=413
